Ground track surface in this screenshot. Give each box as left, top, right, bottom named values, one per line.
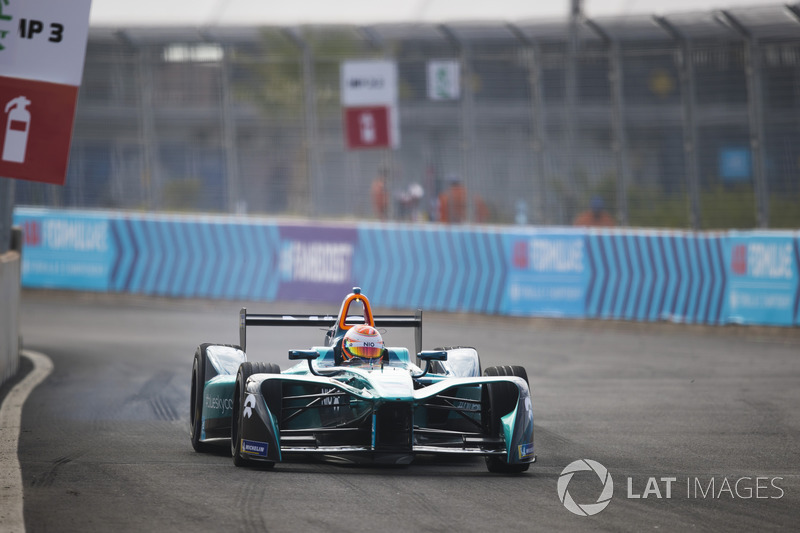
left=14, top=291, right=800, bottom=532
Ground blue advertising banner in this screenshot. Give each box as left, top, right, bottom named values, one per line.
left=107, top=216, right=282, bottom=301
left=500, top=230, right=589, bottom=317
left=721, top=232, right=799, bottom=326
left=14, top=209, right=113, bottom=291
left=13, top=208, right=800, bottom=327
left=353, top=226, right=505, bottom=314
left=584, top=232, right=727, bottom=325
left=277, top=225, right=358, bottom=302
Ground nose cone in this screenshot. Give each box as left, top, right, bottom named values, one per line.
left=368, top=367, right=414, bottom=401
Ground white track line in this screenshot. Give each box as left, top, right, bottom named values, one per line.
left=0, top=350, right=53, bottom=533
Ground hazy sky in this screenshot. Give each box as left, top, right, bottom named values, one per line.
left=88, top=0, right=777, bottom=26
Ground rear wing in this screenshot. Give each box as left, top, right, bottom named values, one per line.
left=239, top=308, right=423, bottom=355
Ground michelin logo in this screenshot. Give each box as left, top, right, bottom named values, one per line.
left=518, top=442, right=535, bottom=459
left=241, top=439, right=268, bottom=457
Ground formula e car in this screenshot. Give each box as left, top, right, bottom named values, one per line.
left=190, top=288, right=534, bottom=473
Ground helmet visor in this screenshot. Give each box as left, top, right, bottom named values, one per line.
left=346, top=344, right=383, bottom=360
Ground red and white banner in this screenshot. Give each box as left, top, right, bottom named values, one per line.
left=0, top=0, right=92, bottom=185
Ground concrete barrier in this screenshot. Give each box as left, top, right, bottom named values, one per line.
left=0, top=227, right=21, bottom=388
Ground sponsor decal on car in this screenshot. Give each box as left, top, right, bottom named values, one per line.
left=241, top=439, right=268, bottom=457
left=518, top=442, right=535, bottom=459
left=243, top=394, right=256, bottom=418
left=205, top=395, right=233, bottom=412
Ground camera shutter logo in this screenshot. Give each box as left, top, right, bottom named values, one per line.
left=558, top=459, right=614, bottom=516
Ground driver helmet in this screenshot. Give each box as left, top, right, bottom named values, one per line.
left=342, top=325, right=384, bottom=365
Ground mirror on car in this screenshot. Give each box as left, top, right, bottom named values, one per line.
left=289, top=349, right=319, bottom=360
left=417, top=350, right=447, bottom=362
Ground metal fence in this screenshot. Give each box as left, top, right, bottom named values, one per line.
left=11, top=3, right=800, bottom=229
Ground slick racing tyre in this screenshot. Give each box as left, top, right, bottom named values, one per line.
left=483, top=365, right=530, bottom=474
left=484, top=365, right=528, bottom=385
left=190, top=344, right=220, bottom=453
left=232, top=361, right=280, bottom=468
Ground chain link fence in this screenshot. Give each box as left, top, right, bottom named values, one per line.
left=11, top=4, right=800, bottom=229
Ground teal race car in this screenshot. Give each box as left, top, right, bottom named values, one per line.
left=190, top=288, right=534, bottom=473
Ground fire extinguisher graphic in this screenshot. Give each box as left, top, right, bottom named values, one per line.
left=359, top=111, right=376, bottom=144
left=3, top=96, right=32, bottom=163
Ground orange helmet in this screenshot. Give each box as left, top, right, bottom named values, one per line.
left=342, top=324, right=384, bottom=365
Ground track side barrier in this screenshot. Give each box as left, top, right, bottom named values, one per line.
left=13, top=208, right=800, bottom=327
left=0, top=227, right=22, bottom=387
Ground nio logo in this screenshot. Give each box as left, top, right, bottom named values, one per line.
left=558, top=459, right=614, bottom=516
left=243, top=394, right=256, bottom=418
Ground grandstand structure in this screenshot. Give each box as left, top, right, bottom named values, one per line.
left=13, top=3, right=800, bottom=228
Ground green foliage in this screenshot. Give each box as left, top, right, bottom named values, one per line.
left=230, top=28, right=367, bottom=118
left=769, top=192, right=800, bottom=228
left=627, top=186, right=689, bottom=228
left=564, top=177, right=800, bottom=229
left=163, top=179, right=202, bottom=211
left=625, top=184, right=800, bottom=229
left=699, top=185, right=756, bottom=230
left=549, top=168, right=618, bottom=223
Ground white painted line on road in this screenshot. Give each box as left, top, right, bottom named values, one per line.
left=0, top=350, right=53, bottom=533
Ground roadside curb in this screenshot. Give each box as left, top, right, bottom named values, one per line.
left=0, top=350, right=53, bottom=533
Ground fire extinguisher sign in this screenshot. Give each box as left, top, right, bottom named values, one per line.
left=0, top=0, right=92, bottom=185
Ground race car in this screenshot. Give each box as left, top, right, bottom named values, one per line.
left=189, top=287, right=534, bottom=473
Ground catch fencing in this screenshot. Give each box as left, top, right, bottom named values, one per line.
left=10, top=4, right=800, bottom=230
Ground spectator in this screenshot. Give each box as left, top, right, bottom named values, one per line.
left=371, top=168, right=389, bottom=220
left=397, top=182, right=425, bottom=221
left=439, top=177, right=467, bottom=223
left=473, top=193, right=490, bottom=224
left=573, top=196, right=615, bottom=227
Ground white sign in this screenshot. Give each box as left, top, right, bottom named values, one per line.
left=341, top=60, right=400, bottom=149
left=0, top=0, right=92, bottom=86
left=428, top=60, right=460, bottom=101
left=341, top=60, right=397, bottom=106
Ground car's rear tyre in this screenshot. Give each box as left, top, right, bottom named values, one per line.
left=483, top=365, right=530, bottom=474
left=190, top=345, right=213, bottom=453
left=232, top=361, right=280, bottom=468
left=484, top=364, right=528, bottom=384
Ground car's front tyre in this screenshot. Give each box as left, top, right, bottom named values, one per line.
left=190, top=345, right=213, bottom=453
left=231, top=361, right=280, bottom=468
left=483, top=365, right=530, bottom=474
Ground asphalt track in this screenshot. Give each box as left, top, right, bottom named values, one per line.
left=8, top=291, right=800, bottom=532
